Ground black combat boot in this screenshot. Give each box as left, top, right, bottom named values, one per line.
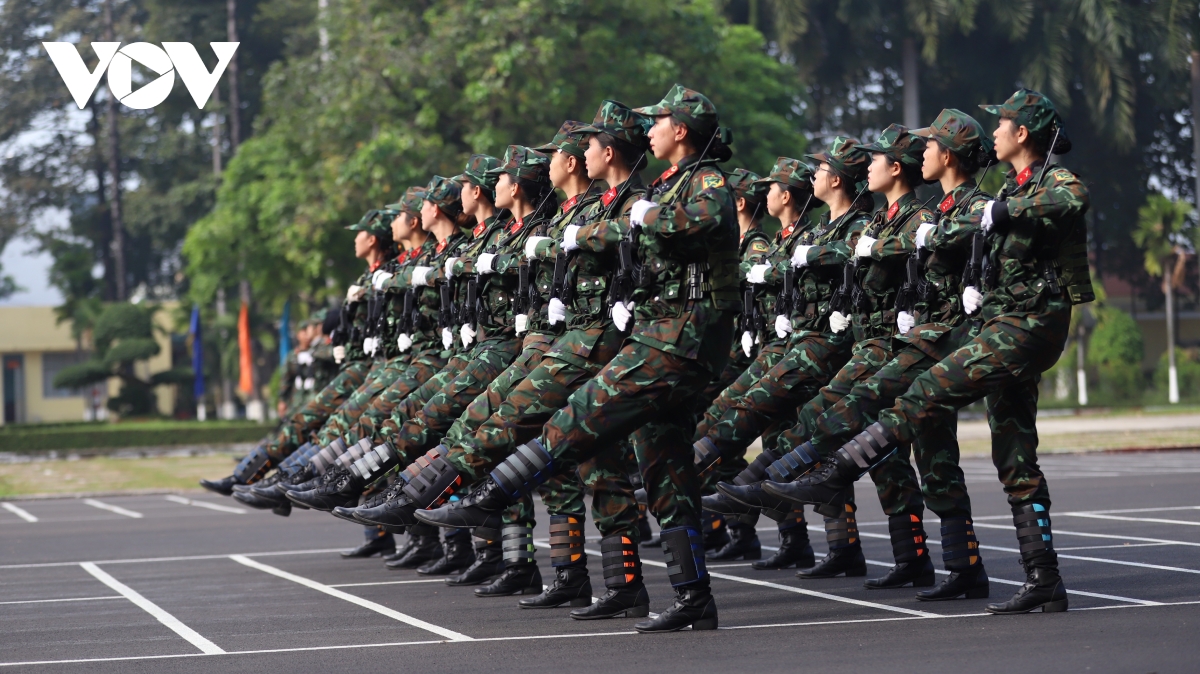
left=634, top=527, right=717, bottom=633
left=355, top=445, right=461, bottom=528
left=918, top=516, right=989, bottom=601
left=571, top=533, right=650, bottom=620
left=864, top=513, right=935, bottom=589
left=763, top=426, right=898, bottom=509
left=446, top=535, right=504, bottom=586
left=706, top=518, right=761, bottom=561
left=385, top=523, right=443, bottom=570
left=288, top=439, right=391, bottom=511
left=474, top=523, right=543, bottom=597
left=753, top=510, right=815, bottom=570
left=797, top=501, right=867, bottom=579
left=200, top=444, right=274, bottom=495
left=986, top=503, right=1067, bottom=614
left=340, top=531, right=396, bottom=558
left=520, top=514, right=591, bottom=608
left=714, top=445, right=814, bottom=520
left=417, top=529, right=474, bottom=576
left=270, top=439, right=349, bottom=495
left=416, top=440, right=553, bottom=529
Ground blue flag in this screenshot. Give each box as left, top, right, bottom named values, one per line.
left=279, top=300, right=292, bottom=362
left=189, top=304, right=205, bottom=399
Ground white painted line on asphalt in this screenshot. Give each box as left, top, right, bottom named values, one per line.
left=328, top=579, right=447, bottom=588
left=1069, top=505, right=1200, bottom=516
left=79, top=562, right=224, bottom=654
left=164, top=495, right=246, bottom=514
left=0, top=547, right=348, bottom=570
left=970, top=522, right=1200, bottom=548
left=1055, top=542, right=1173, bottom=551
left=82, top=499, right=143, bottom=519
left=229, top=555, right=472, bottom=642
left=0, top=596, right=122, bottom=605
left=1061, top=512, right=1200, bottom=527
left=1, top=503, right=37, bottom=522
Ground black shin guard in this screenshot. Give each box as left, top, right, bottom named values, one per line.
left=660, top=526, right=708, bottom=588
left=918, top=516, right=989, bottom=601
left=490, top=440, right=553, bottom=500
left=400, top=445, right=463, bottom=509
left=797, top=502, right=866, bottom=579
left=863, top=514, right=934, bottom=589
left=693, top=437, right=721, bottom=478
left=232, top=445, right=274, bottom=484
left=549, top=514, right=586, bottom=568
left=987, top=503, right=1066, bottom=613
left=766, top=441, right=821, bottom=483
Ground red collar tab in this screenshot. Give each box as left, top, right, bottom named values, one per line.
left=508, top=217, right=524, bottom=234
left=653, top=164, right=680, bottom=186
left=1016, top=165, right=1034, bottom=186
left=886, top=201, right=900, bottom=221
left=396, top=250, right=409, bottom=264
left=472, top=219, right=487, bottom=238
left=369, top=260, right=382, bottom=272
left=938, top=193, right=956, bottom=213
left=561, top=195, right=579, bottom=212
left=436, top=239, right=449, bottom=254
left=601, top=187, right=617, bottom=207
left=781, top=218, right=800, bottom=239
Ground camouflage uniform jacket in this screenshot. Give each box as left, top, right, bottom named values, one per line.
left=309, top=337, right=339, bottom=390
left=784, top=207, right=871, bottom=337
left=340, top=266, right=376, bottom=363
left=279, top=351, right=300, bottom=407
left=524, top=183, right=605, bottom=334
left=981, top=162, right=1089, bottom=322
left=447, top=213, right=518, bottom=341
left=851, top=192, right=935, bottom=342
left=476, top=207, right=559, bottom=342
left=915, top=179, right=991, bottom=327
left=380, top=236, right=445, bottom=357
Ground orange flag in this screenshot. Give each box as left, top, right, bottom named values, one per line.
left=237, top=303, right=254, bottom=395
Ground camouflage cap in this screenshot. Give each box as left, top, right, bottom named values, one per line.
left=728, top=169, right=768, bottom=203
left=486, top=145, right=550, bottom=182
left=806, top=136, right=870, bottom=183
left=856, top=124, right=926, bottom=167
left=451, top=154, right=502, bottom=191
left=424, top=175, right=463, bottom=216
left=308, top=309, right=328, bottom=328
left=979, top=88, right=1071, bottom=152
left=533, top=121, right=591, bottom=161
left=385, top=186, right=426, bottom=216
left=755, top=157, right=814, bottom=191
left=912, top=108, right=990, bottom=157
left=634, top=83, right=720, bottom=136
left=578, top=100, right=652, bottom=148
left=345, top=209, right=393, bottom=240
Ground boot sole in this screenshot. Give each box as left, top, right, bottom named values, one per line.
left=634, top=616, right=718, bottom=633
left=985, top=597, right=1068, bottom=614
left=797, top=567, right=867, bottom=579
left=864, top=572, right=937, bottom=590
left=474, top=586, right=542, bottom=598
left=571, top=604, right=651, bottom=620
left=916, top=584, right=990, bottom=601
left=518, top=596, right=593, bottom=609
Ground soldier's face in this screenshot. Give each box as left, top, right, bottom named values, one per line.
left=420, top=201, right=439, bottom=230
left=494, top=173, right=516, bottom=209
left=922, top=140, right=948, bottom=182
left=353, top=231, right=373, bottom=259
left=765, top=182, right=788, bottom=218
left=390, top=213, right=412, bottom=241
left=647, top=115, right=680, bottom=161
left=584, top=136, right=609, bottom=180
left=460, top=180, right=479, bottom=214
left=549, top=150, right=572, bottom=188
left=811, top=162, right=836, bottom=203
left=866, top=153, right=901, bottom=193
left=993, top=118, right=1026, bottom=163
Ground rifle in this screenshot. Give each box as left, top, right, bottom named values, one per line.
left=399, top=288, right=415, bottom=334
left=462, top=276, right=479, bottom=327
left=438, top=282, right=455, bottom=329
left=515, top=262, right=531, bottom=316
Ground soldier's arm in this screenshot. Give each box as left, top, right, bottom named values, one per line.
left=868, top=210, right=931, bottom=260
left=1005, top=168, right=1090, bottom=228
left=572, top=204, right=631, bottom=253
left=639, top=169, right=734, bottom=238
left=738, top=236, right=773, bottom=279
left=929, top=196, right=988, bottom=252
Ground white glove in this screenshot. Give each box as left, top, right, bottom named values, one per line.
left=514, top=313, right=528, bottom=335
left=303, top=376, right=315, bottom=390
left=611, top=301, right=634, bottom=331
left=741, top=331, right=755, bottom=357
left=362, top=337, right=376, bottom=356
left=346, top=285, right=366, bottom=302
left=372, top=270, right=393, bottom=290
left=897, top=311, right=916, bottom=335
left=476, top=253, right=497, bottom=275
left=460, top=323, right=476, bottom=348
left=441, top=327, right=453, bottom=350
left=829, top=311, right=850, bottom=333
left=333, top=345, right=346, bottom=363
left=981, top=201, right=996, bottom=232
left=748, top=264, right=771, bottom=285
left=548, top=298, right=567, bottom=325
left=443, top=257, right=459, bottom=280
left=629, top=199, right=655, bottom=227
left=915, top=222, right=936, bottom=250
left=410, top=266, right=432, bottom=287
left=294, top=375, right=304, bottom=390
left=790, top=245, right=813, bottom=268
left=855, top=235, right=877, bottom=258
left=525, top=236, right=551, bottom=260
left=774, top=314, right=793, bottom=338
left=396, top=333, right=413, bottom=352
left=963, top=286, right=983, bottom=315
left=296, top=350, right=313, bottom=365
left=561, top=225, right=580, bottom=253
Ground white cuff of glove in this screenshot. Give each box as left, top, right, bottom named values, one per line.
left=460, top=323, right=477, bottom=348
left=441, top=327, right=453, bottom=350
left=915, top=222, right=936, bottom=250
left=790, top=245, right=813, bottom=268
left=294, top=376, right=304, bottom=390
left=525, top=236, right=551, bottom=260
left=396, top=333, right=413, bottom=352
left=346, top=285, right=365, bottom=302
left=748, top=264, right=771, bottom=285
left=561, top=225, right=581, bottom=252
left=629, top=199, right=656, bottom=227
left=303, top=377, right=315, bottom=390
left=829, top=311, right=850, bottom=333
left=741, top=331, right=755, bottom=358
left=854, top=235, right=877, bottom=258
left=897, top=310, right=916, bottom=335
left=514, top=314, right=529, bottom=335
left=981, top=201, right=996, bottom=232
left=296, top=351, right=313, bottom=365
left=774, top=314, right=793, bottom=338
left=547, top=298, right=567, bottom=325
left=371, top=270, right=393, bottom=290
left=362, top=337, right=375, bottom=356
left=963, top=286, right=983, bottom=315
left=476, top=253, right=497, bottom=275
left=444, top=257, right=459, bottom=280
left=410, top=266, right=432, bottom=287
left=333, top=345, right=346, bottom=363
left=611, top=301, right=634, bottom=331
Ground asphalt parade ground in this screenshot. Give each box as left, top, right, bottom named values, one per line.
left=3, top=451, right=1200, bottom=673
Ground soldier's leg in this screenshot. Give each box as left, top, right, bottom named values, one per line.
left=518, top=464, right=594, bottom=610
left=693, top=344, right=788, bottom=442
left=320, top=356, right=413, bottom=446
left=356, top=351, right=447, bottom=444
left=373, top=354, right=469, bottom=444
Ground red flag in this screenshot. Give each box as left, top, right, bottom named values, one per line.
left=237, top=303, right=254, bottom=395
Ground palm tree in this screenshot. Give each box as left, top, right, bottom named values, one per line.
left=1133, top=194, right=1193, bottom=404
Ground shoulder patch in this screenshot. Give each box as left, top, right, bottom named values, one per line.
left=1052, top=168, right=1073, bottom=182
left=701, top=174, right=725, bottom=191
left=750, top=240, right=770, bottom=253
left=918, top=211, right=934, bottom=223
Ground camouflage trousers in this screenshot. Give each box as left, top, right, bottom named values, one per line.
left=316, top=356, right=409, bottom=446
left=374, top=353, right=470, bottom=444
left=879, top=308, right=1071, bottom=507
left=539, top=338, right=726, bottom=532
left=353, top=348, right=448, bottom=444
left=263, top=359, right=372, bottom=461
left=445, top=327, right=638, bottom=539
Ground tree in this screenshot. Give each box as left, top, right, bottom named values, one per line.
left=1133, top=193, right=1193, bottom=404
left=52, top=303, right=192, bottom=417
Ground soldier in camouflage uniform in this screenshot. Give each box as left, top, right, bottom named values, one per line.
left=762, top=90, right=1089, bottom=615
left=408, top=85, right=739, bottom=634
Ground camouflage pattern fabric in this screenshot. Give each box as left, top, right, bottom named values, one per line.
left=353, top=348, right=447, bottom=443
left=262, top=358, right=372, bottom=461
left=315, top=357, right=404, bottom=446
left=374, top=354, right=469, bottom=443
